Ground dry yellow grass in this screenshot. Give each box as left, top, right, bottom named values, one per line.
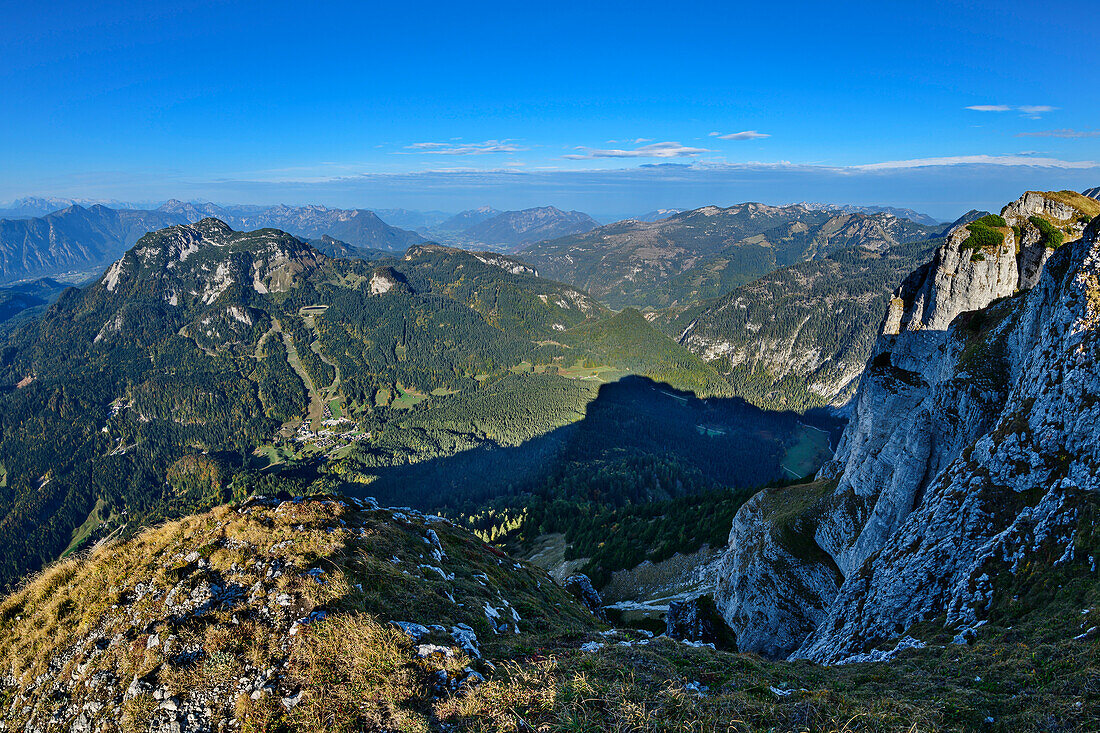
left=1040, top=190, right=1100, bottom=219
left=2, top=494, right=1099, bottom=731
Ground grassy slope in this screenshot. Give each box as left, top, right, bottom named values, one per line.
left=3, top=495, right=1099, bottom=732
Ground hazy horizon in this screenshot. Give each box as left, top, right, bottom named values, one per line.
left=3, top=0, right=1097, bottom=222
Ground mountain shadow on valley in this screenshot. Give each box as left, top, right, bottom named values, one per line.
left=345, top=375, right=843, bottom=515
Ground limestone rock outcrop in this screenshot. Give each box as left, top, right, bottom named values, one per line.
left=666, top=595, right=738, bottom=649
left=715, top=191, right=1100, bottom=660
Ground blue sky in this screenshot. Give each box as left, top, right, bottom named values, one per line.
left=2, top=0, right=1097, bottom=220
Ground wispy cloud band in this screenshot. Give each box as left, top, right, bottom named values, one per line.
left=403, top=140, right=526, bottom=155
left=1016, top=128, right=1100, bottom=139
left=563, top=141, right=708, bottom=159
left=852, top=154, right=1094, bottom=170
left=708, top=130, right=770, bottom=140
left=965, top=104, right=1057, bottom=118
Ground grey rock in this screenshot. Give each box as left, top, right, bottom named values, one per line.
left=450, top=624, right=481, bottom=659
left=716, top=193, right=1100, bottom=662
left=563, top=574, right=605, bottom=620
left=390, top=621, right=431, bottom=641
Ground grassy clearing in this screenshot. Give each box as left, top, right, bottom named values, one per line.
left=509, top=360, right=553, bottom=375
left=60, top=498, right=110, bottom=557
left=556, top=360, right=619, bottom=381
left=253, top=443, right=301, bottom=470
left=1039, top=190, right=1100, bottom=219
left=391, top=383, right=428, bottom=410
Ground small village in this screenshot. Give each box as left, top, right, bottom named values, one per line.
left=291, top=400, right=370, bottom=452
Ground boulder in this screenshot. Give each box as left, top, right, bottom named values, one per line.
left=563, top=574, right=604, bottom=620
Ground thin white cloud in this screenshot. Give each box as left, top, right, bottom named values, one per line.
left=403, top=140, right=527, bottom=155
left=708, top=130, right=770, bottom=140
left=562, top=141, right=709, bottom=160
left=853, top=154, right=1095, bottom=170
left=965, top=104, right=1058, bottom=118
left=1017, top=128, right=1100, bottom=139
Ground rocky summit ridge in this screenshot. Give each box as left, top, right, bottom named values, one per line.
left=0, top=495, right=597, bottom=732
left=715, top=190, right=1100, bottom=662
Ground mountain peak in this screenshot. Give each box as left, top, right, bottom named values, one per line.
left=884, top=190, right=1096, bottom=334
left=192, top=217, right=235, bottom=237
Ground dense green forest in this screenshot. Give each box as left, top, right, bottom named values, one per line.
left=0, top=218, right=845, bottom=590
left=463, top=487, right=759, bottom=587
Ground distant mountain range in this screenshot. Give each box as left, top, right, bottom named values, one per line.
left=0, top=205, right=186, bottom=284
left=436, top=205, right=502, bottom=232
left=797, top=201, right=942, bottom=226
left=0, top=196, right=148, bottom=219
left=635, top=208, right=686, bottom=222
left=156, top=201, right=426, bottom=251
left=0, top=202, right=426, bottom=284
left=416, top=206, right=600, bottom=249
left=518, top=203, right=941, bottom=309
left=370, top=208, right=452, bottom=231
left=460, top=206, right=599, bottom=247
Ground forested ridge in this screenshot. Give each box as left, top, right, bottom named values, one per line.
left=0, top=217, right=837, bottom=589
left=0, top=204, right=932, bottom=592
left=519, top=203, right=940, bottom=309
left=653, top=236, right=944, bottom=411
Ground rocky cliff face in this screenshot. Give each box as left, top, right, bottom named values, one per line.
left=882, top=192, right=1090, bottom=334
left=673, top=235, right=939, bottom=412
left=715, top=191, right=1100, bottom=661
